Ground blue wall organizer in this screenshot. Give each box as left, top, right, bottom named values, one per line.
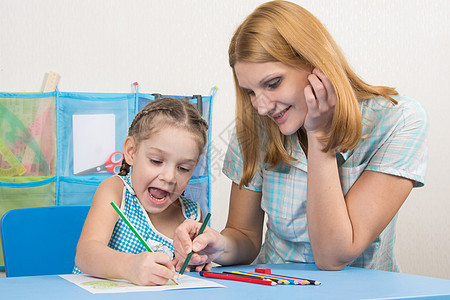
left=0, top=85, right=217, bottom=268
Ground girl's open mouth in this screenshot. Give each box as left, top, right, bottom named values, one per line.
left=148, top=187, right=169, bottom=205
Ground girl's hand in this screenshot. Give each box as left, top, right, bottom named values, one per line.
left=173, top=219, right=225, bottom=272
left=303, top=68, right=336, bottom=138
left=127, top=252, right=175, bottom=286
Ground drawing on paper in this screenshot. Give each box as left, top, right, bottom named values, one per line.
left=60, top=274, right=224, bottom=294
left=81, top=280, right=136, bottom=290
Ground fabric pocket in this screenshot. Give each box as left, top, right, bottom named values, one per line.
left=57, top=92, right=133, bottom=177
left=0, top=94, right=56, bottom=177
left=57, top=176, right=105, bottom=206
left=0, top=177, right=56, bottom=265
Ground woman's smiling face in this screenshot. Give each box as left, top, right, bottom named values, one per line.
left=234, top=61, right=313, bottom=136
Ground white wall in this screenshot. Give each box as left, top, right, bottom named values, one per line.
left=1, top=0, right=448, bottom=279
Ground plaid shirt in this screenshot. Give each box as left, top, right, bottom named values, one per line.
left=222, top=95, right=428, bottom=271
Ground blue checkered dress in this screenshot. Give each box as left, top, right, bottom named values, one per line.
left=222, top=95, right=428, bottom=271
left=73, top=173, right=200, bottom=274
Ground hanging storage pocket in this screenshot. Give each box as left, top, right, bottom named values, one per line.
left=0, top=93, right=57, bottom=268
left=0, top=177, right=56, bottom=266
left=56, top=92, right=134, bottom=205
left=0, top=93, right=56, bottom=177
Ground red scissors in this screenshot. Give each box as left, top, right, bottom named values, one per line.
left=75, top=151, right=123, bottom=175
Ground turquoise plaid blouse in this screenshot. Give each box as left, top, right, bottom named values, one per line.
left=222, top=95, right=428, bottom=271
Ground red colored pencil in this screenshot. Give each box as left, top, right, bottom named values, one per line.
left=199, top=271, right=277, bottom=286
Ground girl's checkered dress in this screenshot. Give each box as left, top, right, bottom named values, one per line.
left=73, top=173, right=201, bottom=274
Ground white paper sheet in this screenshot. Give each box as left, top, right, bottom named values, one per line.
left=72, top=114, right=115, bottom=174
left=59, top=274, right=224, bottom=294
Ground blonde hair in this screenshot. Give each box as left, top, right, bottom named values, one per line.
left=118, top=97, right=208, bottom=176
left=229, top=0, right=398, bottom=187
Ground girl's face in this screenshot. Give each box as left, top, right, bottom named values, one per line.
left=234, top=61, right=313, bottom=136
left=124, top=126, right=200, bottom=215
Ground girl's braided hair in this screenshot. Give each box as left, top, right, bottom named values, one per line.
left=118, top=97, right=208, bottom=176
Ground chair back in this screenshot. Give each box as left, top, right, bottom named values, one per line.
left=0, top=205, right=89, bottom=277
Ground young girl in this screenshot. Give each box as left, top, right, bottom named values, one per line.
left=74, top=97, right=208, bottom=286
left=174, top=0, right=428, bottom=273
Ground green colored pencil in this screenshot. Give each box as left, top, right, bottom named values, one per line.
left=110, top=201, right=178, bottom=285
left=178, top=212, right=211, bottom=279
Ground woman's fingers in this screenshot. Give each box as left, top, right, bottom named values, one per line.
left=313, top=68, right=336, bottom=107
left=304, top=68, right=336, bottom=134
left=307, top=68, right=335, bottom=112
left=304, top=84, right=319, bottom=114
left=173, top=219, right=201, bottom=261
left=308, top=73, right=328, bottom=110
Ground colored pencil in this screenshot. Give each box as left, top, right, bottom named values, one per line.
left=256, top=270, right=321, bottom=285
left=222, top=272, right=282, bottom=284
left=230, top=271, right=293, bottom=285
left=200, top=271, right=277, bottom=286
left=110, top=201, right=178, bottom=285
left=266, top=273, right=321, bottom=285
left=248, top=270, right=313, bottom=285
left=237, top=270, right=305, bottom=285
left=177, top=212, right=211, bottom=279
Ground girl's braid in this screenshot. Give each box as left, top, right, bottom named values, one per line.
left=118, top=106, right=166, bottom=176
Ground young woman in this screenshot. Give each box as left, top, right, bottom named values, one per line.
left=174, top=0, right=428, bottom=272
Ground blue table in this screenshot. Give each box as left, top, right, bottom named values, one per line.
left=1, top=263, right=450, bottom=299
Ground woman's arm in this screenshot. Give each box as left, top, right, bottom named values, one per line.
left=306, top=135, right=413, bottom=270
left=217, top=182, right=265, bottom=265
left=173, top=182, right=264, bottom=268
left=304, top=68, right=414, bottom=270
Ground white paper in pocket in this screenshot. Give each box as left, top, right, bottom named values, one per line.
left=72, top=114, right=115, bottom=174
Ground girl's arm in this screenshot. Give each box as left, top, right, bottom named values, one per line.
left=304, top=69, right=414, bottom=270
left=173, top=182, right=264, bottom=267
left=75, top=176, right=175, bottom=285
left=75, top=176, right=126, bottom=277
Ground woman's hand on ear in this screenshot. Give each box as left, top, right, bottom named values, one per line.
left=303, top=68, right=336, bottom=138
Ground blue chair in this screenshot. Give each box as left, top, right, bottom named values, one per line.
left=0, top=206, right=90, bottom=277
